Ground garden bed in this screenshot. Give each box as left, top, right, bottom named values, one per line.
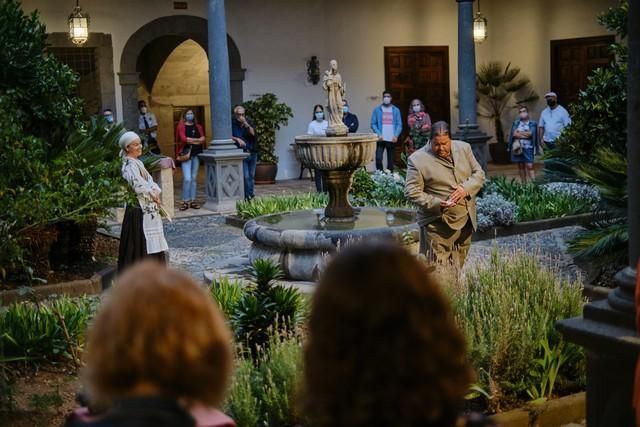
left=490, top=392, right=585, bottom=427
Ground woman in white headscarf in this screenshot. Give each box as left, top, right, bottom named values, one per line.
left=117, top=131, right=169, bottom=273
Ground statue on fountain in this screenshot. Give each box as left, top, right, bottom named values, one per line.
left=323, top=59, right=349, bottom=137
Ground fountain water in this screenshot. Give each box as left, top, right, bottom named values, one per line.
left=243, top=61, right=418, bottom=280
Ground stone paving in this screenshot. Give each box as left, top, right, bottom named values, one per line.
left=156, top=211, right=585, bottom=291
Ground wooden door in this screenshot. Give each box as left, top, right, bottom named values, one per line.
left=551, top=36, right=614, bottom=107
left=384, top=46, right=450, bottom=162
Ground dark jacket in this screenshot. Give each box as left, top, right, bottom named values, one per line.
left=232, top=117, right=257, bottom=152
left=507, top=119, right=538, bottom=154
left=343, top=112, right=359, bottom=133
left=66, top=397, right=195, bottom=427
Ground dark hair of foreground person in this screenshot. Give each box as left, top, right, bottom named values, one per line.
left=303, top=242, right=495, bottom=427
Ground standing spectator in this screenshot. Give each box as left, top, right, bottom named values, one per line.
left=138, top=100, right=160, bottom=154
left=66, top=261, right=235, bottom=427
left=404, top=121, right=485, bottom=267
left=303, top=242, right=497, bottom=427
left=175, top=109, right=206, bottom=211
left=538, top=91, right=571, bottom=151
left=370, top=90, right=402, bottom=171
left=508, top=105, right=539, bottom=182
left=232, top=105, right=258, bottom=200
left=117, top=132, right=168, bottom=273
left=405, top=98, right=432, bottom=154
left=102, top=109, right=116, bottom=131
left=342, top=99, right=359, bottom=133
left=307, top=104, right=328, bottom=192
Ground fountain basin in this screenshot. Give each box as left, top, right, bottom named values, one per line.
left=244, top=207, right=419, bottom=281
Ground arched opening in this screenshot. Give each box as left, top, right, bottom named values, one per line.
left=119, top=15, right=244, bottom=153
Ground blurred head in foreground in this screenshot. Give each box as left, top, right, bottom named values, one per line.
left=83, top=261, right=232, bottom=408
left=303, top=242, right=472, bottom=427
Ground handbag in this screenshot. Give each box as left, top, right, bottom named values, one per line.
left=512, top=139, right=523, bottom=155
left=176, top=145, right=191, bottom=162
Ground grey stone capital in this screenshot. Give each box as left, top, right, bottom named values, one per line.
left=118, top=72, right=140, bottom=86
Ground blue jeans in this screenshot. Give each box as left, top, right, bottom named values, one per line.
left=181, top=155, right=200, bottom=201
left=243, top=152, right=258, bottom=199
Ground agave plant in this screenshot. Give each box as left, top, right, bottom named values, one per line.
left=476, top=61, right=539, bottom=146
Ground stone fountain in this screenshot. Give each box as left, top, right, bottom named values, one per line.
left=244, top=60, right=418, bottom=280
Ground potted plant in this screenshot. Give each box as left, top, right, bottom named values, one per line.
left=476, top=62, right=538, bottom=164
left=242, top=93, right=293, bottom=184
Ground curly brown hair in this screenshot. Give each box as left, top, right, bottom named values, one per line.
left=303, top=242, right=472, bottom=427
left=83, top=261, right=233, bottom=407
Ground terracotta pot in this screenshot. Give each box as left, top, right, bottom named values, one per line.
left=255, top=162, right=277, bottom=185
left=489, top=142, right=511, bottom=164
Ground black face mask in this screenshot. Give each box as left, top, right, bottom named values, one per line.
left=546, top=99, right=557, bottom=107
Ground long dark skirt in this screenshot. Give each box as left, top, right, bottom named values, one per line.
left=117, top=205, right=166, bottom=274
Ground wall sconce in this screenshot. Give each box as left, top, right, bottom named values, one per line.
left=473, top=0, right=488, bottom=43
left=68, top=0, right=90, bottom=46
left=307, top=56, right=320, bottom=85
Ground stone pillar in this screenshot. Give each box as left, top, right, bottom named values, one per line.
left=200, top=0, right=247, bottom=212
left=118, top=72, right=140, bottom=131
left=557, top=1, right=639, bottom=426
left=452, top=0, right=490, bottom=171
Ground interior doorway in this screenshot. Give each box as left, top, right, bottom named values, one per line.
left=550, top=35, right=615, bottom=107
left=384, top=46, right=451, bottom=162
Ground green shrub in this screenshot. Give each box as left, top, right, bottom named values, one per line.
left=209, top=260, right=307, bottom=358
left=0, top=296, right=97, bottom=363
left=236, top=193, right=327, bottom=219
left=241, top=94, right=293, bottom=165
left=485, top=177, right=594, bottom=221
left=448, top=249, right=585, bottom=408
left=224, top=332, right=302, bottom=427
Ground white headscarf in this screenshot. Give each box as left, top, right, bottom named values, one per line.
left=118, top=131, right=141, bottom=158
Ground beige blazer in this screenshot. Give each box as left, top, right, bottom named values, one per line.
left=404, top=140, right=485, bottom=230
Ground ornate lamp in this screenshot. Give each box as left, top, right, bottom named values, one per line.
left=473, top=0, right=488, bottom=43
left=68, top=0, right=89, bottom=46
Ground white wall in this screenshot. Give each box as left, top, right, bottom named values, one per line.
left=22, top=0, right=617, bottom=179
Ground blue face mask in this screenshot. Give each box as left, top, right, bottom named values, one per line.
left=105, top=115, right=114, bottom=124
left=315, top=112, right=324, bottom=120
left=342, top=106, right=349, bottom=113
left=186, top=114, right=194, bottom=121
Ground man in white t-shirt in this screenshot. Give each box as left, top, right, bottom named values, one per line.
left=138, top=100, right=160, bottom=154
left=538, top=92, right=571, bottom=151
left=370, top=90, right=402, bottom=170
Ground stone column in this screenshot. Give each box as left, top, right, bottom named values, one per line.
left=199, top=0, right=248, bottom=212
left=452, top=0, right=490, bottom=171
left=118, top=72, right=140, bottom=131
left=557, top=1, right=640, bottom=426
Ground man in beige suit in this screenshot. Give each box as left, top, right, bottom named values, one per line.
left=405, top=121, right=485, bottom=267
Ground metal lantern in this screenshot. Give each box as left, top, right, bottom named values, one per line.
left=68, top=0, right=89, bottom=45
left=473, top=0, right=487, bottom=43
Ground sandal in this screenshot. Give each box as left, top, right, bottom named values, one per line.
left=190, top=201, right=201, bottom=209
left=179, top=202, right=189, bottom=211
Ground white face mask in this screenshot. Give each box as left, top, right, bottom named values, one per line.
left=140, top=107, right=147, bottom=114
left=383, top=96, right=391, bottom=105
left=412, top=105, right=421, bottom=113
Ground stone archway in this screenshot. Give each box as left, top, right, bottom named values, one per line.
left=119, top=15, right=244, bottom=130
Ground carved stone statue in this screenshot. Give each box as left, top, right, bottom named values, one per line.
left=323, top=59, right=349, bottom=136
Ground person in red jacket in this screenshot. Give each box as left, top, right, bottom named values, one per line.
left=175, top=109, right=206, bottom=211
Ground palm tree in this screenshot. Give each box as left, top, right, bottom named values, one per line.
left=476, top=62, right=538, bottom=163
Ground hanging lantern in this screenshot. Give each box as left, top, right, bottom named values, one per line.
left=68, top=0, right=89, bottom=46
left=473, top=0, right=487, bottom=43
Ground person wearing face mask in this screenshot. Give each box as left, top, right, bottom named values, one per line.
left=508, top=105, right=539, bottom=182
left=138, top=100, right=161, bottom=154
left=370, top=90, right=402, bottom=171
left=307, top=104, right=329, bottom=192
left=232, top=105, right=257, bottom=200
left=175, top=109, right=206, bottom=211
left=102, top=109, right=116, bottom=131
left=341, top=99, right=359, bottom=133
left=405, top=99, right=432, bottom=155
left=537, top=92, right=571, bottom=151
left=404, top=121, right=485, bottom=267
